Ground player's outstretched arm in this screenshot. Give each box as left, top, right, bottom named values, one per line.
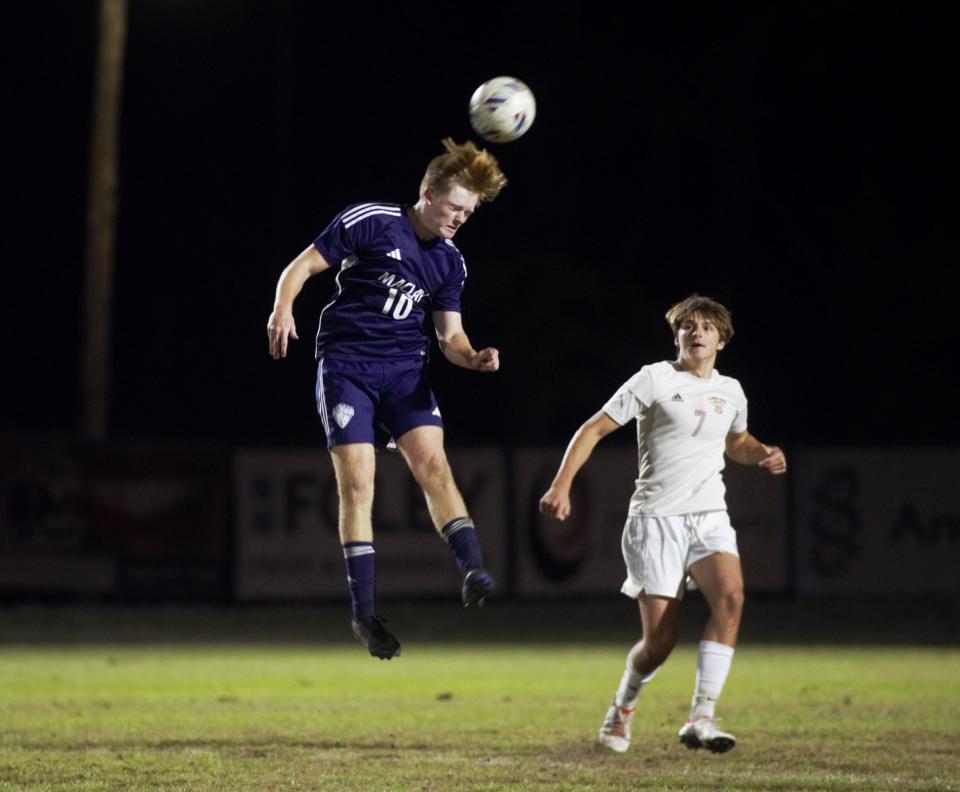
left=432, top=311, right=499, bottom=372
left=539, top=411, right=621, bottom=520
left=267, top=246, right=330, bottom=359
left=725, top=430, right=787, bottom=475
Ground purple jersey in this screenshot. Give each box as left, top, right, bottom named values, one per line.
left=312, top=202, right=467, bottom=361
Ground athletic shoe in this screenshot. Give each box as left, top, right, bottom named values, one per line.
left=461, top=568, right=495, bottom=607
left=351, top=614, right=401, bottom=660
left=678, top=717, right=736, bottom=753
left=597, top=703, right=635, bottom=753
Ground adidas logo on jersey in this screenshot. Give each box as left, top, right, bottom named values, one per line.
left=671, top=393, right=684, bottom=402
left=386, top=248, right=402, bottom=261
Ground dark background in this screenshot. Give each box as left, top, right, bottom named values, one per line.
left=7, top=2, right=957, bottom=449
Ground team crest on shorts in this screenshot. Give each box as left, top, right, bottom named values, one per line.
left=332, top=403, right=355, bottom=429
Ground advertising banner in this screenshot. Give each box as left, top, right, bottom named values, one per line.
left=0, top=435, right=228, bottom=597
left=794, top=449, right=960, bottom=593
left=234, top=447, right=506, bottom=600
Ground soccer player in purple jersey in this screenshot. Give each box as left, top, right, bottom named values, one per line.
left=266, top=139, right=506, bottom=659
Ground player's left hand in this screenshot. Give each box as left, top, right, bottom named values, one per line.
left=759, top=444, right=787, bottom=475
left=472, top=347, right=500, bottom=372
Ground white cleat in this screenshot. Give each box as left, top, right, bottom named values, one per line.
left=678, top=717, right=736, bottom=753
left=598, top=703, right=635, bottom=753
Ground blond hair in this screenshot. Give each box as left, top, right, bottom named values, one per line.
left=665, top=294, right=735, bottom=344
left=419, top=138, right=507, bottom=203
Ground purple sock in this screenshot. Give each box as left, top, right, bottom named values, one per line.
left=342, top=542, right=375, bottom=617
left=441, top=518, right=484, bottom=575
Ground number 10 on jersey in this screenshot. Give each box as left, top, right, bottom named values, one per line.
left=382, top=288, right=414, bottom=320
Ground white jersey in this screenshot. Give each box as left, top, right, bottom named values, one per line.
left=603, top=360, right=748, bottom=516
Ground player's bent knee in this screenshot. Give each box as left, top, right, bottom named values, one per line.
left=727, top=588, right=745, bottom=612
left=713, top=589, right=745, bottom=622
left=411, top=451, right=454, bottom=487
left=337, top=477, right=374, bottom=506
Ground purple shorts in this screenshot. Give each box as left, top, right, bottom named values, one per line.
left=315, top=357, right=443, bottom=449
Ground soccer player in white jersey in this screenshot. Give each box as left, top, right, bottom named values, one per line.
left=267, top=140, right=506, bottom=659
left=539, top=294, right=787, bottom=753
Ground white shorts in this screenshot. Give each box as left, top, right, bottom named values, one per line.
left=619, top=511, right=739, bottom=600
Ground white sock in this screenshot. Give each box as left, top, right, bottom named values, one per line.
left=689, top=640, right=735, bottom=720
left=614, top=656, right=659, bottom=709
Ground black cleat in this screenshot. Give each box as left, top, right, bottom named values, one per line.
left=461, top=568, right=495, bottom=607
left=351, top=614, right=402, bottom=660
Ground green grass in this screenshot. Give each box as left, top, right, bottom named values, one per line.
left=1, top=641, right=958, bottom=791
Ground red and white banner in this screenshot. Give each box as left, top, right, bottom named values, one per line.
left=0, top=435, right=228, bottom=596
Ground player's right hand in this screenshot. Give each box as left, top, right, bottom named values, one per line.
left=539, top=486, right=571, bottom=521
left=267, top=308, right=298, bottom=359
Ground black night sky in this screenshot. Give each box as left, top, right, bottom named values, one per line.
left=8, top=3, right=958, bottom=449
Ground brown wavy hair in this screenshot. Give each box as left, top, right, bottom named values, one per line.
left=665, top=294, right=735, bottom=344
left=420, top=138, right=507, bottom=203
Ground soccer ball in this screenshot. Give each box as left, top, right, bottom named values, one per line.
left=468, top=77, right=536, bottom=143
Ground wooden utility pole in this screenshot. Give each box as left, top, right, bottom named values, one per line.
left=82, top=0, right=127, bottom=438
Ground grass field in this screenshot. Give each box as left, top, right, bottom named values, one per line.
left=1, top=601, right=958, bottom=791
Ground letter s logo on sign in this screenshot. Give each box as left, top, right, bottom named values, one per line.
left=809, top=466, right=860, bottom=579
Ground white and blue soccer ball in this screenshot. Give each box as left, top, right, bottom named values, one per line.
left=468, top=76, right=536, bottom=143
